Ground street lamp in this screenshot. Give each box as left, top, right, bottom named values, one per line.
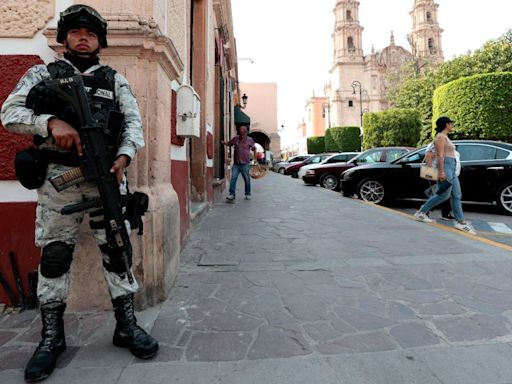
left=241, top=93, right=248, bottom=109
left=351, top=80, right=366, bottom=128
left=322, top=101, right=331, bottom=128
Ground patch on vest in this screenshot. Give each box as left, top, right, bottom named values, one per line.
left=94, top=88, right=114, bottom=100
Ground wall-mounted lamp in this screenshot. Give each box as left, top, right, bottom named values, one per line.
left=241, top=93, right=248, bottom=109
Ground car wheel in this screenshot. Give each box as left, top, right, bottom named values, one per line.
left=278, top=167, right=285, bottom=174
left=496, top=181, right=512, bottom=215
left=291, top=171, right=298, bottom=178
left=320, top=174, right=339, bottom=190
left=357, top=178, right=385, bottom=204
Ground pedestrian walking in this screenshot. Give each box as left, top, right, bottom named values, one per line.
left=222, top=125, right=258, bottom=201
left=424, top=142, right=454, bottom=220
left=414, top=117, right=476, bottom=235
left=1, top=5, right=158, bottom=382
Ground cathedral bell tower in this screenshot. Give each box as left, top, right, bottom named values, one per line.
left=409, top=0, right=444, bottom=64
left=332, top=0, right=364, bottom=64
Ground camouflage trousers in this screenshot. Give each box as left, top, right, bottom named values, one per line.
left=35, top=163, right=139, bottom=305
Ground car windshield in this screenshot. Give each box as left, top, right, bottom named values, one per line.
left=354, top=150, right=384, bottom=163
left=393, top=147, right=427, bottom=164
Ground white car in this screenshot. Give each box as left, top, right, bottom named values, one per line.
left=298, top=152, right=359, bottom=179
left=273, top=155, right=311, bottom=174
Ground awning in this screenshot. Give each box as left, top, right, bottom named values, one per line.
left=234, top=106, right=251, bottom=127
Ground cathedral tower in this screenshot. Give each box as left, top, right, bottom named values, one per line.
left=409, top=0, right=444, bottom=64
left=332, top=0, right=364, bottom=64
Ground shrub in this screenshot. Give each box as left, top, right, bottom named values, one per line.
left=324, top=126, right=361, bottom=152
left=363, top=109, right=421, bottom=149
left=307, top=136, right=325, bottom=154
left=432, top=72, right=512, bottom=141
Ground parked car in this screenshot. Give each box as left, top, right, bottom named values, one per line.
left=303, top=147, right=413, bottom=190
left=339, top=140, right=512, bottom=215
left=298, top=152, right=359, bottom=179
left=284, top=153, right=335, bottom=178
left=273, top=155, right=311, bottom=174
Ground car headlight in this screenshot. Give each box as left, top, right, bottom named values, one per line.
left=305, top=170, right=315, bottom=175
left=342, top=169, right=354, bottom=180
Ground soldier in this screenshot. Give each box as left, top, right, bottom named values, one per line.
left=1, top=5, right=158, bottom=382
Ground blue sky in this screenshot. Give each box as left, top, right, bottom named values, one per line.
left=232, top=0, right=512, bottom=146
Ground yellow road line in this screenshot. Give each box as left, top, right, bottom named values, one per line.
left=358, top=200, right=512, bottom=252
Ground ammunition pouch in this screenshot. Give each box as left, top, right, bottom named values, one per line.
left=15, top=148, right=48, bottom=190
left=14, top=148, right=80, bottom=190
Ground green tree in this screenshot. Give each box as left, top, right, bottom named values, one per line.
left=389, top=31, right=512, bottom=143
left=363, top=109, right=421, bottom=149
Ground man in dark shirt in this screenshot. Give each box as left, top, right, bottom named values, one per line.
left=222, top=125, right=257, bottom=201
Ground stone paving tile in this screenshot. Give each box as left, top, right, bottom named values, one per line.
left=185, top=332, right=253, bottom=361
left=389, top=322, right=442, bottom=348
left=281, top=294, right=333, bottom=322
left=317, top=330, right=399, bottom=354
left=0, top=330, right=17, bottom=346
left=132, top=344, right=183, bottom=363
left=247, top=324, right=312, bottom=360
left=302, top=320, right=351, bottom=342
left=334, top=307, right=395, bottom=331
left=433, top=314, right=511, bottom=342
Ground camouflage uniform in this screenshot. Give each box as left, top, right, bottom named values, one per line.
left=0, top=57, right=145, bottom=303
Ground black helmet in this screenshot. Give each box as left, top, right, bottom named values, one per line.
left=57, top=4, right=108, bottom=48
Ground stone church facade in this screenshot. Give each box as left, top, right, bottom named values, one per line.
left=327, top=0, right=444, bottom=128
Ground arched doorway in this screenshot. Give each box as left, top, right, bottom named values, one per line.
left=249, top=130, right=271, bottom=150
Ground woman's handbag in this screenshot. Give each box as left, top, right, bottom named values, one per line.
left=420, top=164, right=439, bottom=181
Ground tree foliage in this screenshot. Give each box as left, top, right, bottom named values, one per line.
left=363, top=109, right=421, bottom=149
left=388, top=31, right=512, bottom=143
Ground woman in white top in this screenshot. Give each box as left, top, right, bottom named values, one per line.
left=414, top=117, right=476, bottom=235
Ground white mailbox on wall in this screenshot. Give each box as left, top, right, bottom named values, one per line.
left=176, top=84, right=201, bottom=138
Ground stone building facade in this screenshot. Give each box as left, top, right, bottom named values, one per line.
left=239, top=82, right=280, bottom=161
left=328, top=0, right=444, bottom=128
left=0, top=0, right=242, bottom=310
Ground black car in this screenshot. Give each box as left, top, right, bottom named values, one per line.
left=339, top=140, right=512, bottom=215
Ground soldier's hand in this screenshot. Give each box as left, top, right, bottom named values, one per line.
left=110, top=155, right=130, bottom=185
left=48, top=118, right=83, bottom=156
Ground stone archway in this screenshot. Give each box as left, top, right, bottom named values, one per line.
left=249, top=130, right=271, bottom=150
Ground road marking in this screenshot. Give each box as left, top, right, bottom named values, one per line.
left=356, top=199, right=512, bottom=252
left=488, top=222, right=512, bottom=234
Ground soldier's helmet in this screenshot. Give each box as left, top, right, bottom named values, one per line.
left=57, top=4, right=108, bottom=48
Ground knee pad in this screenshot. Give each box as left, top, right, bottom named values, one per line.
left=40, top=241, right=74, bottom=278
left=100, top=244, right=133, bottom=274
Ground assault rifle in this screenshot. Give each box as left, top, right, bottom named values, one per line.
left=43, top=76, right=134, bottom=284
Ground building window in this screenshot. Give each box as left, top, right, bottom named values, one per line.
left=348, top=100, right=354, bottom=107
left=426, top=11, right=433, bottom=24
left=347, top=37, right=355, bottom=52
left=346, top=10, right=353, bottom=21
left=428, top=38, right=437, bottom=54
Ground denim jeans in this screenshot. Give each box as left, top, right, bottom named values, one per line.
left=420, top=157, right=464, bottom=221
left=229, top=163, right=251, bottom=197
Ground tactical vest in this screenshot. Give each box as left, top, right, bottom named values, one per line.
left=28, top=60, right=124, bottom=154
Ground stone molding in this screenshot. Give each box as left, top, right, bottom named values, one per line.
left=0, top=0, right=54, bottom=38
left=44, top=14, right=184, bottom=80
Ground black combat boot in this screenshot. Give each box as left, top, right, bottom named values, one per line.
left=112, top=294, right=158, bottom=359
left=24, top=301, right=66, bottom=383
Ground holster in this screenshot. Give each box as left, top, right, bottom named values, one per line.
left=126, top=192, right=149, bottom=235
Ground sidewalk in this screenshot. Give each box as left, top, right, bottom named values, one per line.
left=3, top=172, right=512, bottom=383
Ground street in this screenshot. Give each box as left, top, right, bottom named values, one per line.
left=2, top=171, right=512, bottom=383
